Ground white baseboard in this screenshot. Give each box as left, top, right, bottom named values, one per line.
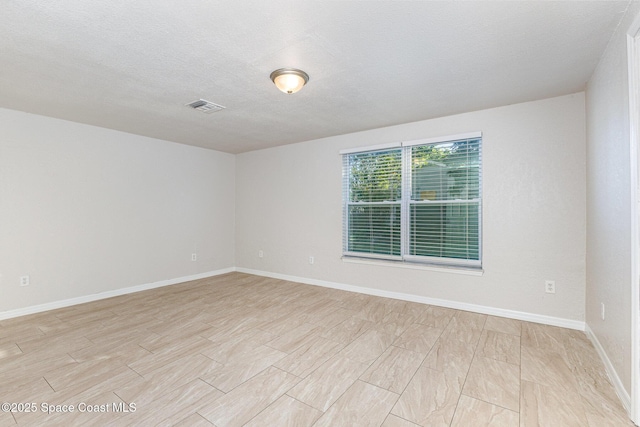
left=1, top=265, right=586, bottom=332
left=236, top=267, right=585, bottom=331
left=0, top=267, right=235, bottom=321
left=585, top=324, right=632, bottom=415
left=3, top=266, right=631, bottom=419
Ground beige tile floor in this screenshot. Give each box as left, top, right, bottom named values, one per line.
left=0, top=272, right=634, bottom=426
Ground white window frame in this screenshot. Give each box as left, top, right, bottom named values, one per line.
left=341, top=132, right=482, bottom=269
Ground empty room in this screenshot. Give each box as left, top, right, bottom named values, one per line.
left=2, top=1, right=640, bottom=426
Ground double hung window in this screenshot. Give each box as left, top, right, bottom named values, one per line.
left=341, top=132, right=482, bottom=268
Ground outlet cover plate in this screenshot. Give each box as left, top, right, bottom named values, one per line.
left=545, top=280, right=556, bottom=294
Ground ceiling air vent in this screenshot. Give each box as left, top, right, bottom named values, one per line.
left=185, top=99, right=225, bottom=114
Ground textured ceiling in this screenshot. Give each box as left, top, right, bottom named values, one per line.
left=0, top=1, right=633, bottom=153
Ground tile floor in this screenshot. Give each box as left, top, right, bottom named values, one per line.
left=0, top=272, right=634, bottom=426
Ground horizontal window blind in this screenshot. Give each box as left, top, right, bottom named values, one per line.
left=342, top=135, right=482, bottom=267
left=408, top=139, right=481, bottom=264
left=343, top=148, right=402, bottom=257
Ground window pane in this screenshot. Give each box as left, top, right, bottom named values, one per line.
left=348, top=204, right=401, bottom=256
left=411, top=139, right=480, bottom=201
left=349, top=150, right=402, bottom=202
left=409, top=202, right=480, bottom=260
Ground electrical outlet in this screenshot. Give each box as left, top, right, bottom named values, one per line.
left=309, top=256, right=314, bottom=264
left=20, top=275, right=29, bottom=286
left=191, top=253, right=197, bottom=261
left=601, top=303, right=605, bottom=320
left=258, top=250, right=264, bottom=258
left=545, top=280, right=555, bottom=294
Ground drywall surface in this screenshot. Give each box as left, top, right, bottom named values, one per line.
left=585, top=2, right=640, bottom=397
left=0, top=108, right=235, bottom=312
left=236, top=93, right=587, bottom=322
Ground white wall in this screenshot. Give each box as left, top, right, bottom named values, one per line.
left=236, top=93, right=586, bottom=323
left=0, top=108, right=236, bottom=313
left=585, top=2, right=640, bottom=398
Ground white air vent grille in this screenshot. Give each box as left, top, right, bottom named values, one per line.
left=185, top=99, right=225, bottom=114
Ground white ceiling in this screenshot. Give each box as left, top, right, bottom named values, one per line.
left=0, top=1, right=633, bottom=154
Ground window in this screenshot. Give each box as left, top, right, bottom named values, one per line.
left=341, top=132, right=482, bottom=268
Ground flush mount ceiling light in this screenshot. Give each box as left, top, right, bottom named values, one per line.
left=270, top=68, right=309, bottom=94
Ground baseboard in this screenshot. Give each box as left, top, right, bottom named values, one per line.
left=1, top=265, right=586, bottom=332
left=585, top=323, right=632, bottom=415
left=235, top=267, right=585, bottom=331
left=0, top=267, right=235, bottom=321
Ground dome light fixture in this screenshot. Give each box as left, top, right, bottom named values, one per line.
left=270, top=68, right=309, bottom=94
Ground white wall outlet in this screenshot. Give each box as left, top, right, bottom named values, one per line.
left=191, top=253, right=197, bottom=261
left=545, top=280, right=555, bottom=294
left=258, top=250, right=264, bottom=258
left=601, top=302, right=605, bottom=320
left=309, top=256, right=314, bottom=264
left=20, top=275, right=30, bottom=286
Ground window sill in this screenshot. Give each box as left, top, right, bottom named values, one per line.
left=341, top=256, right=484, bottom=276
